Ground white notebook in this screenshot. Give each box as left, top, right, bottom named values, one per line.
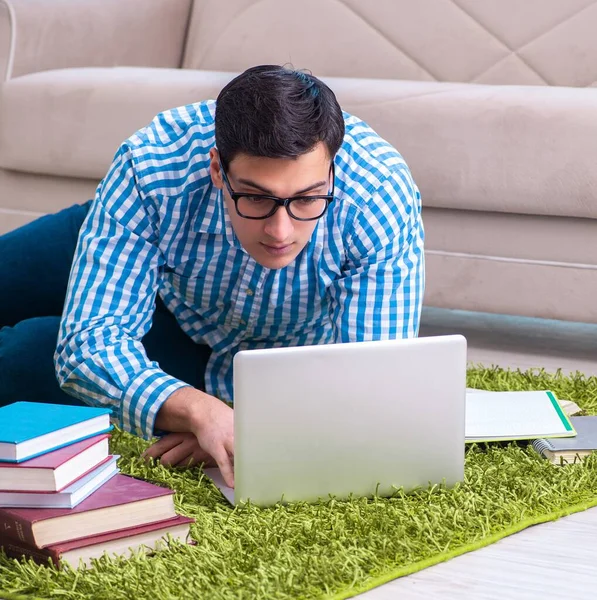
left=465, top=390, right=576, bottom=442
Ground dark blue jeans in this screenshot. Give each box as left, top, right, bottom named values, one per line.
left=0, top=201, right=210, bottom=408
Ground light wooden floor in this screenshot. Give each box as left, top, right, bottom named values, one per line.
left=360, top=309, right=597, bottom=599
left=360, top=507, right=597, bottom=599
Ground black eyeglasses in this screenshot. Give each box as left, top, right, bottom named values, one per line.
left=219, top=160, right=335, bottom=221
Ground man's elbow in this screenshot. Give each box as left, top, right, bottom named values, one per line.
left=53, top=341, right=77, bottom=391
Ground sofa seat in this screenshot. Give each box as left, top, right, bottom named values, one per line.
left=1, top=0, right=597, bottom=322
left=1, top=64, right=596, bottom=322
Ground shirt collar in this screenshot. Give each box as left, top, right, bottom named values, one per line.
left=192, top=182, right=244, bottom=249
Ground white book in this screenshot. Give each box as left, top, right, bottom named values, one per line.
left=0, top=455, right=119, bottom=508
left=465, top=390, right=576, bottom=442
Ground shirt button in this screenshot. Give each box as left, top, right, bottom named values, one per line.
left=246, top=289, right=254, bottom=296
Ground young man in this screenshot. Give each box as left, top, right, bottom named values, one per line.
left=0, top=65, right=424, bottom=488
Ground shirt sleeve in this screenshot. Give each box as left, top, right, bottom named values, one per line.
left=327, top=164, right=425, bottom=342
left=54, top=145, right=189, bottom=439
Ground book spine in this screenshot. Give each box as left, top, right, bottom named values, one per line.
left=0, top=511, right=37, bottom=546
left=532, top=439, right=554, bottom=457
left=0, top=538, right=59, bottom=567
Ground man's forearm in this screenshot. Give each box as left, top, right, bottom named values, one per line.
left=155, top=386, right=211, bottom=433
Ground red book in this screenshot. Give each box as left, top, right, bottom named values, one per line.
left=0, top=434, right=110, bottom=492
left=0, top=474, right=177, bottom=548
left=0, top=515, right=194, bottom=569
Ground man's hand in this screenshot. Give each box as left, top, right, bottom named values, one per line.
left=152, top=386, right=235, bottom=488
left=189, top=393, right=235, bottom=488
left=142, top=432, right=216, bottom=468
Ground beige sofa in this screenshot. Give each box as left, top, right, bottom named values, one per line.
left=1, top=0, right=597, bottom=323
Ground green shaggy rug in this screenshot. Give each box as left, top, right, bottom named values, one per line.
left=1, top=367, right=597, bottom=600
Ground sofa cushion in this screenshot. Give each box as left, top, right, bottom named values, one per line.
left=333, top=78, right=597, bottom=219
left=183, top=0, right=597, bottom=87
left=1, top=67, right=596, bottom=219
left=6, top=0, right=192, bottom=78
left=0, top=67, right=236, bottom=180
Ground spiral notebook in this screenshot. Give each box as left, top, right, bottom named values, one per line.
left=532, top=416, right=597, bottom=464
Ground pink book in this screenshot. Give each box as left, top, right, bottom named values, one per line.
left=0, top=434, right=110, bottom=492
left=0, top=474, right=177, bottom=548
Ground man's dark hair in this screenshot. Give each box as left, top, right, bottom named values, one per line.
left=215, top=65, right=345, bottom=168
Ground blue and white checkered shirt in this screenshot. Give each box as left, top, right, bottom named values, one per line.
left=55, top=100, right=425, bottom=439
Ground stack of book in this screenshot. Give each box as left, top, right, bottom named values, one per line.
left=466, top=390, right=597, bottom=464
left=0, top=402, right=194, bottom=568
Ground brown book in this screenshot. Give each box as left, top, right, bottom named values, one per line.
left=0, top=515, right=194, bottom=569
left=0, top=474, right=177, bottom=548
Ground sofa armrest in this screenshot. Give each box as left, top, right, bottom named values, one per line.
left=0, top=0, right=15, bottom=81
left=2, top=0, right=192, bottom=81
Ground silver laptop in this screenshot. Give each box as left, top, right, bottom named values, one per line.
left=204, top=334, right=467, bottom=507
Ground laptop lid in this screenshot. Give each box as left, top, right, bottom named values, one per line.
left=209, top=335, right=466, bottom=506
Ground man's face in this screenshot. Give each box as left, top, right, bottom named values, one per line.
left=210, top=143, right=332, bottom=269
